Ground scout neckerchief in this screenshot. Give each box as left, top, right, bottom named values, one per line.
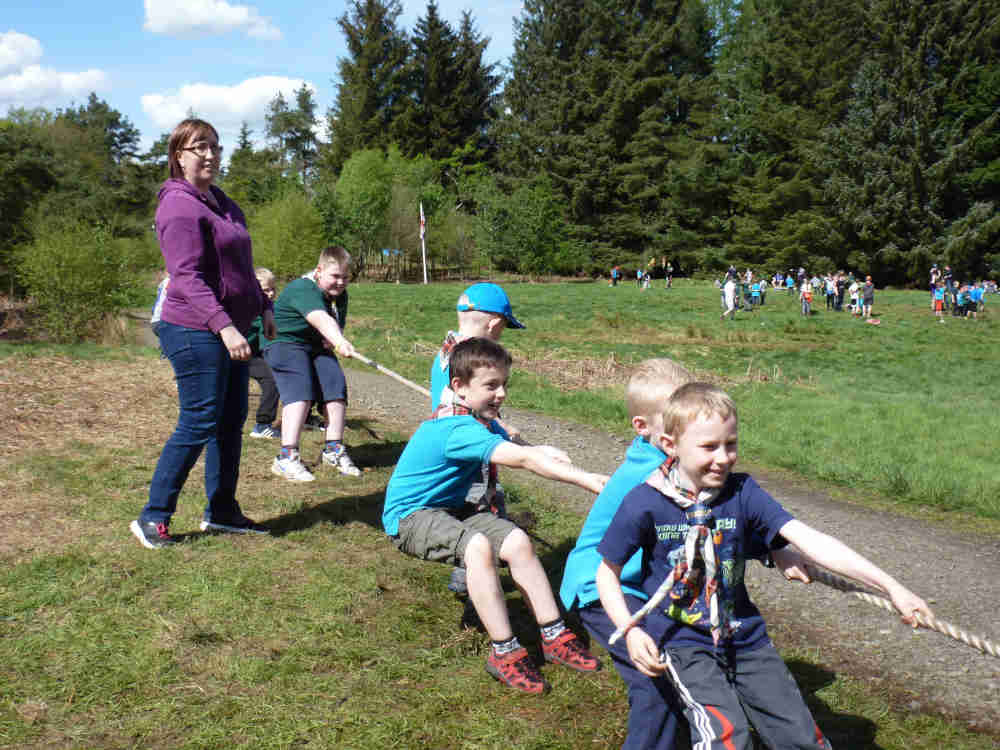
left=645, top=458, right=731, bottom=644
left=431, top=387, right=500, bottom=514
left=435, top=331, right=463, bottom=374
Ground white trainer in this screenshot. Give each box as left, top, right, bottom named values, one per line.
left=272, top=453, right=315, bottom=482
left=322, top=446, right=361, bottom=477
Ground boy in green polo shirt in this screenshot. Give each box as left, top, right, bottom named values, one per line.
left=263, top=246, right=360, bottom=482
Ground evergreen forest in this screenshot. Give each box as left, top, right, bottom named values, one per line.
left=3, top=0, right=999, bottom=320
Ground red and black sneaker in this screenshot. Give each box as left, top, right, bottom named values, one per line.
left=486, top=647, right=550, bottom=694
left=130, top=519, right=177, bottom=549
left=542, top=631, right=602, bottom=672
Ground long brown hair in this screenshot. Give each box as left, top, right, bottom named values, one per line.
left=167, top=119, right=219, bottom=180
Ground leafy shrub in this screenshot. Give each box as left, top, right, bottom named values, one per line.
left=248, top=190, right=327, bottom=281
left=16, top=218, right=140, bottom=342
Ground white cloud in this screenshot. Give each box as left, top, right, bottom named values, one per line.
left=144, top=0, right=281, bottom=40
left=0, top=30, right=42, bottom=76
left=0, top=31, right=108, bottom=108
left=141, top=76, right=315, bottom=143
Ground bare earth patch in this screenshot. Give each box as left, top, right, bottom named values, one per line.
left=1, top=355, right=178, bottom=561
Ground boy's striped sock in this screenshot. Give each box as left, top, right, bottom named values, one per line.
left=492, top=635, right=522, bottom=656
left=325, top=440, right=343, bottom=454
left=280, top=445, right=298, bottom=459
left=539, top=618, right=567, bottom=642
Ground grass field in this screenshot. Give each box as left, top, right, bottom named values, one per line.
left=343, top=278, right=1000, bottom=522
left=1, top=279, right=997, bottom=748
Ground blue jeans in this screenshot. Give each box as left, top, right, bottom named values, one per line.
left=141, top=322, right=249, bottom=524
left=579, top=601, right=689, bottom=750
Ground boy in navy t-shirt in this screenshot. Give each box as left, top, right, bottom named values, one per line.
left=597, top=382, right=933, bottom=750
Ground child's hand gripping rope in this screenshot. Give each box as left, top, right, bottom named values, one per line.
left=609, top=561, right=997, bottom=659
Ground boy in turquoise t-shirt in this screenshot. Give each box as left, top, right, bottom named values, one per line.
left=384, top=337, right=609, bottom=695
left=263, top=246, right=359, bottom=482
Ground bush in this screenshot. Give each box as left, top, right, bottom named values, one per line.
left=248, top=191, right=327, bottom=280
left=16, top=219, right=140, bottom=342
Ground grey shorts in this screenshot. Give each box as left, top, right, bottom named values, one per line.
left=393, top=506, right=518, bottom=567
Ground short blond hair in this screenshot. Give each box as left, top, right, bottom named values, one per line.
left=663, top=382, right=737, bottom=436
left=255, top=267, right=275, bottom=286
left=625, top=358, right=694, bottom=419
left=318, top=246, right=351, bottom=269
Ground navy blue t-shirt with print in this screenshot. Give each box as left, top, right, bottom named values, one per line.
left=598, top=472, right=794, bottom=652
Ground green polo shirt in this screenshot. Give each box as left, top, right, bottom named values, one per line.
left=265, top=276, right=348, bottom=353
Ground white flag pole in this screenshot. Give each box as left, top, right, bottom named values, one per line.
left=420, top=202, right=428, bottom=285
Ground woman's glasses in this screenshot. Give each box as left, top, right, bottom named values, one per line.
left=182, top=142, right=224, bottom=157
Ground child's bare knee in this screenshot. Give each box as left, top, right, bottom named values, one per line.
left=463, top=533, right=495, bottom=569
left=499, top=528, right=534, bottom=563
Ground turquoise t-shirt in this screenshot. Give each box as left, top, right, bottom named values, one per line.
left=382, top=416, right=507, bottom=536
left=430, top=351, right=450, bottom=410
left=266, top=277, right=347, bottom=353
left=559, top=436, right=666, bottom=611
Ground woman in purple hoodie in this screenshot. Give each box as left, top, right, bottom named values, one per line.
left=130, top=118, right=275, bottom=549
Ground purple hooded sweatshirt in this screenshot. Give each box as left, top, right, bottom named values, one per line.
left=155, top=178, right=269, bottom=334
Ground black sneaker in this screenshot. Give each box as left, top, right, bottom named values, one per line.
left=130, top=519, right=177, bottom=549
left=200, top=515, right=269, bottom=535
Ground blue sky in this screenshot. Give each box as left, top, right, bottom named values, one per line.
left=2, top=1, right=522, bottom=154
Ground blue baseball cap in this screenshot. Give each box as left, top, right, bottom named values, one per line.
left=456, top=283, right=525, bottom=329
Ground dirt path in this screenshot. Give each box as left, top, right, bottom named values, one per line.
left=346, top=365, right=1000, bottom=736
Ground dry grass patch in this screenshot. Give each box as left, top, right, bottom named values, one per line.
left=1, top=356, right=179, bottom=563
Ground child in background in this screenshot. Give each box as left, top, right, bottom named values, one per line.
left=383, top=338, right=608, bottom=694
left=955, top=284, right=968, bottom=318
left=848, top=279, right=860, bottom=314
left=150, top=272, right=170, bottom=354
left=799, top=278, right=813, bottom=316
left=264, top=246, right=360, bottom=482
left=970, top=282, right=983, bottom=319
left=247, top=268, right=280, bottom=439
left=597, top=382, right=933, bottom=750
left=750, top=280, right=761, bottom=307
left=933, top=284, right=945, bottom=321
left=862, top=275, right=875, bottom=319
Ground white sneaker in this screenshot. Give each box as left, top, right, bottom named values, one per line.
left=272, top=453, right=315, bottom=482
left=250, top=424, right=279, bottom=439
left=322, top=446, right=361, bottom=476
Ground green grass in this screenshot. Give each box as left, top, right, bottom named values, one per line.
left=2, top=281, right=998, bottom=747
left=342, top=279, right=1000, bottom=520
left=1, top=437, right=989, bottom=749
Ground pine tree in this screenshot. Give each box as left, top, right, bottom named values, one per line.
left=324, top=0, right=410, bottom=175
left=713, top=0, right=865, bottom=274
left=266, top=86, right=319, bottom=185
left=821, top=0, right=1000, bottom=283
left=221, top=122, right=291, bottom=209
left=500, top=0, right=720, bottom=270
left=393, top=1, right=461, bottom=160
left=449, top=12, right=501, bottom=174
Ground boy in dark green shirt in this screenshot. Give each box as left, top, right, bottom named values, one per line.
left=263, top=246, right=360, bottom=482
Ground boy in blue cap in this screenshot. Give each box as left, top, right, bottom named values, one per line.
left=430, top=283, right=524, bottom=411
left=430, top=283, right=526, bottom=595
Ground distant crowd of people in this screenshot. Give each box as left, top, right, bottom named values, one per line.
left=715, top=264, right=995, bottom=322
left=929, top=264, right=993, bottom=322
